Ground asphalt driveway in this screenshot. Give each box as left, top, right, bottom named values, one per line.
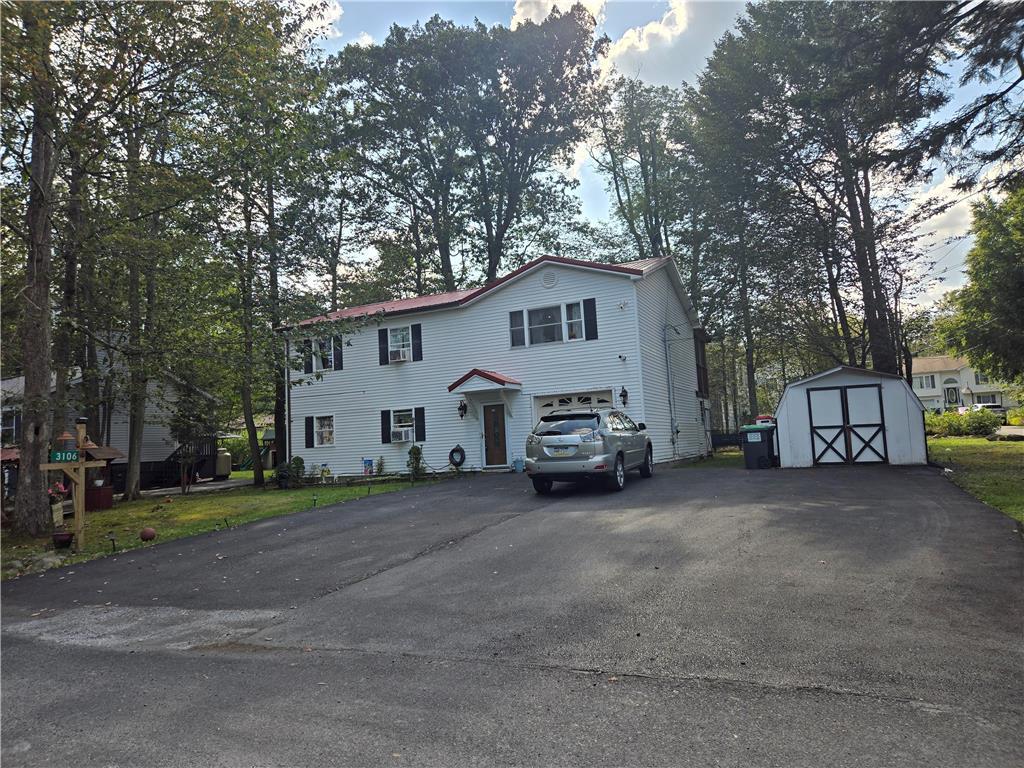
left=2, top=465, right=1022, bottom=767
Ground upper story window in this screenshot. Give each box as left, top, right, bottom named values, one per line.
left=510, top=299, right=598, bottom=348
left=379, top=323, right=422, bottom=364
left=1, top=409, right=20, bottom=446
left=389, top=327, right=411, bottom=361
left=313, top=339, right=332, bottom=371
left=974, top=371, right=990, bottom=385
left=529, top=306, right=563, bottom=345
left=913, top=374, right=935, bottom=389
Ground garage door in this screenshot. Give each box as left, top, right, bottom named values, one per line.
left=534, top=390, right=614, bottom=419
left=807, top=384, right=888, bottom=465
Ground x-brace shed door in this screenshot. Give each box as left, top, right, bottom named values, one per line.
left=807, top=384, right=888, bottom=466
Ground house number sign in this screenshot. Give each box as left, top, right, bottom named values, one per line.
left=50, top=449, right=80, bottom=462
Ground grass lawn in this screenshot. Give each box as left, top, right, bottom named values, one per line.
left=929, top=437, right=1024, bottom=523
left=680, top=446, right=745, bottom=469
left=1, top=478, right=425, bottom=579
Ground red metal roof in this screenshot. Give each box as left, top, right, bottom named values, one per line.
left=289, top=255, right=671, bottom=329
left=447, top=369, right=523, bottom=392
left=1, top=447, right=19, bottom=462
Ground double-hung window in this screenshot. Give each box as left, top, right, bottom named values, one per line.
left=509, top=312, right=526, bottom=347
left=976, top=394, right=998, bottom=404
left=392, top=409, right=414, bottom=431
left=313, top=339, right=332, bottom=371
left=565, top=302, right=583, bottom=340
left=528, top=306, right=563, bottom=345
left=389, top=327, right=412, bottom=361
left=913, top=375, right=935, bottom=389
left=974, top=372, right=990, bottom=385
left=315, top=415, right=335, bottom=446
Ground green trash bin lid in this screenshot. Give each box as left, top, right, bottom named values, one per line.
left=740, top=424, right=775, bottom=432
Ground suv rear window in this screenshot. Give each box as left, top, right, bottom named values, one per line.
left=534, top=413, right=599, bottom=436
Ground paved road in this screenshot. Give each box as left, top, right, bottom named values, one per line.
left=2, top=465, right=1021, bottom=767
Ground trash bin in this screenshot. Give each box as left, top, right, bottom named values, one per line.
left=740, top=424, right=777, bottom=469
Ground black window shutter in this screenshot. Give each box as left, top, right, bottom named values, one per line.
left=380, top=410, right=392, bottom=443
left=303, top=340, right=313, bottom=374
left=414, top=407, right=426, bottom=442
left=411, top=323, right=423, bottom=361
left=378, top=329, right=389, bottom=365
left=333, top=336, right=343, bottom=370
left=304, top=416, right=314, bottom=448
left=583, top=298, right=598, bottom=340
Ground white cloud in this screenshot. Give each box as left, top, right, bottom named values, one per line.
left=353, top=31, right=374, bottom=47
left=603, top=0, right=689, bottom=81
left=297, top=0, right=344, bottom=41
left=511, top=0, right=607, bottom=29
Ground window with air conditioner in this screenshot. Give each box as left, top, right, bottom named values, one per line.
left=389, top=326, right=411, bottom=362
left=391, top=409, right=414, bottom=442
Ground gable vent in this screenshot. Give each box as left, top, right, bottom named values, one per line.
left=541, top=270, right=558, bottom=289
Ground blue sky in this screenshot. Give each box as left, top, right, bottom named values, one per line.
left=309, top=1, right=996, bottom=303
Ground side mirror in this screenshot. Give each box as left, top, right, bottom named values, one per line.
left=637, top=422, right=647, bottom=431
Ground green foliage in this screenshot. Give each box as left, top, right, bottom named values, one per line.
left=1007, top=408, right=1024, bottom=427
left=288, top=456, right=305, bottom=487
left=406, top=444, right=425, bottom=480
left=221, top=437, right=252, bottom=468
left=375, top=455, right=385, bottom=476
left=929, top=437, right=1024, bottom=523
left=938, top=189, right=1024, bottom=385
left=925, top=409, right=1001, bottom=437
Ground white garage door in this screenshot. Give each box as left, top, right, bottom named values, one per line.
left=534, top=390, right=614, bottom=419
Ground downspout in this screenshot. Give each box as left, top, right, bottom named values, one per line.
left=663, top=324, right=679, bottom=458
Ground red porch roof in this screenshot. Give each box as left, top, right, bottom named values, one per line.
left=447, top=369, right=522, bottom=392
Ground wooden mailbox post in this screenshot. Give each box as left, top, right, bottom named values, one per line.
left=40, top=419, right=105, bottom=548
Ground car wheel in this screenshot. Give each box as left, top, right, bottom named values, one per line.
left=607, top=454, right=626, bottom=492
left=639, top=446, right=653, bottom=478
left=532, top=477, right=553, bottom=495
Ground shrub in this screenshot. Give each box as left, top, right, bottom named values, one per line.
left=926, top=409, right=1000, bottom=437
left=1007, top=407, right=1024, bottom=426
left=375, top=455, right=385, bottom=476
left=288, top=456, right=305, bottom=487
left=407, top=444, right=426, bottom=480
left=272, top=462, right=290, bottom=489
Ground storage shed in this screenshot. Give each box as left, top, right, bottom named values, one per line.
left=775, top=366, right=927, bottom=468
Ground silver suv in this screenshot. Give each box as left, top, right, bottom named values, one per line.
left=525, top=408, right=654, bottom=494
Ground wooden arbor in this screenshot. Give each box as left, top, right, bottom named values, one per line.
left=40, top=419, right=105, bottom=548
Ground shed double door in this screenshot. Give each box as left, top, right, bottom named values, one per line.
left=807, top=384, right=888, bottom=465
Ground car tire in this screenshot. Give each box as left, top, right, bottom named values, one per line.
left=607, top=454, right=626, bottom=492
left=532, top=477, right=553, bottom=495
left=639, top=446, right=653, bottom=478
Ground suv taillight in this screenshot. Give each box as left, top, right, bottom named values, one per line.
left=580, top=429, right=602, bottom=443
left=526, top=433, right=542, bottom=445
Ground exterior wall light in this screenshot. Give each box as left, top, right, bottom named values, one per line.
left=620, top=387, right=629, bottom=407
left=458, top=400, right=468, bottom=419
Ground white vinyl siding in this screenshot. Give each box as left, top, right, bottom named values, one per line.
left=634, top=267, right=707, bottom=462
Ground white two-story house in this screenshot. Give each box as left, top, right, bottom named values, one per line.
left=284, top=255, right=711, bottom=475
left=910, top=355, right=1020, bottom=412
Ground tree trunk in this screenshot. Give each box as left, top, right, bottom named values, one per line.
left=241, top=180, right=265, bottom=486
left=14, top=4, right=57, bottom=536
left=266, top=166, right=287, bottom=474
left=123, top=118, right=145, bottom=501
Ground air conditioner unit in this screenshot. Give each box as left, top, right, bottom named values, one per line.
left=390, top=428, right=414, bottom=443
left=389, top=348, right=410, bottom=362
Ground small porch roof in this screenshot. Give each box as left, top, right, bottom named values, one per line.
left=447, top=369, right=522, bottom=394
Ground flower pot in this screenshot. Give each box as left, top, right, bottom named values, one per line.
left=52, top=531, right=74, bottom=549
left=50, top=503, right=64, bottom=527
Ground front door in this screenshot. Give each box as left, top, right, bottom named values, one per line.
left=483, top=403, right=507, bottom=466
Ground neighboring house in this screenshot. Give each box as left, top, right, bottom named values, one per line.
left=285, top=255, right=712, bottom=475
left=1, top=371, right=214, bottom=492
left=910, top=356, right=1020, bottom=412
